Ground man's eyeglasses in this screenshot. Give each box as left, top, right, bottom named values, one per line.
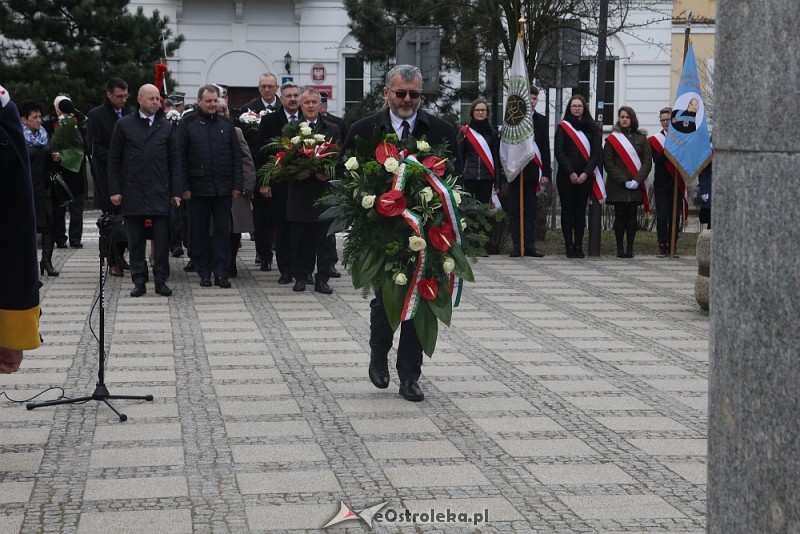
left=388, top=89, right=422, bottom=100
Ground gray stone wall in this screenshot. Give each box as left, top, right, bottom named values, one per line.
left=709, top=1, right=800, bottom=532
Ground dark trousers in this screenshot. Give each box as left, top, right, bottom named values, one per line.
left=370, top=291, right=423, bottom=382
left=464, top=179, right=493, bottom=204
left=289, top=220, right=332, bottom=281
left=507, top=179, right=538, bottom=251
left=326, top=234, right=339, bottom=270
left=613, top=203, right=640, bottom=252
left=188, top=195, right=232, bottom=278
left=557, top=175, right=592, bottom=247
left=126, top=215, right=170, bottom=286
left=252, top=196, right=274, bottom=266
left=55, top=193, right=84, bottom=245
left=274, top=219, right=291, bottom=276
left=654, top=186, right=682, bottom=244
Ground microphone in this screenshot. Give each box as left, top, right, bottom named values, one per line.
left=58, top=98, right=87, bottom=121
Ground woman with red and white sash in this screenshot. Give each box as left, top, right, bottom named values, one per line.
left=457, top=98, right=503, bottom=205
left=554, top=94, right=603, bottom=258
left=603, top=106, right=652, bottom=258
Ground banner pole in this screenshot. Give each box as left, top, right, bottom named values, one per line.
left=670, top=12, right=692, bottom=257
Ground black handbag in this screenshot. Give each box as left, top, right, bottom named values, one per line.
left=50, top=171, right=74, bottom=207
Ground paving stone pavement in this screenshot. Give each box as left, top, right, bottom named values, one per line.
left=1, top=218, right=708, bottom=533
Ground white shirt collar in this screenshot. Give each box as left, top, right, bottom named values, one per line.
left=389, top=110, right=416, bottom=136
left=284, top=109, right=298, bottom=121
left=262, top=97, right=278, bottom=109
left=138, top=110, right=154, bottom=124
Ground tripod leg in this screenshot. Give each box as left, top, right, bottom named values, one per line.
left=102, top=399, right=127, bottom=422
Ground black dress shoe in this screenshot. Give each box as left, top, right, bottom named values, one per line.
left=293, top=280, right=306, bottom=292
left=183, top=260, right=196, bottom=272
left=56, top=241, right=68, bottom=249
left=305, top=274, right=314, bottom=284
left=525, top=248, right=545, bottom=257
left=260, top=262, right=272, bottom=272
left=314, top=280, right=333, bottom=294
left=129, top=285, right=146, bottom=297
left=278, top=273, right=293, bottom=284
left=509, top=250, right=521, bottom=258
left=328, top=267, right=342, bottom=278
left=573, top=246, right=585, bottom=258
left=214, top=276, right=231, bottom=288
left=199, top=276, right=212, bottom=287
left=399, top=379, right=424, bottom=401
left=368, top=353, right=390, bottom=389
left=69, top=241, right=83, bottom=248
left=155, top=283, right=173, bottom=296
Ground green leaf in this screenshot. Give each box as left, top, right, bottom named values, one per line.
left=449, top=244, right=475, bottom=282
left=381, top=273, right=406, bottom=332
left=427, top=278, right=453, bottom=326
left=319, top=204, right=344, bottom=221
left=412, top=301, right=438, bottom=357
left=327, top=217, right=350, bottom=236
left=351, top=244, right=384, bottom=288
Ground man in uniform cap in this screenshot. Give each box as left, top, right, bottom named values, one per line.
left=167, top=91, right=185, bottom=114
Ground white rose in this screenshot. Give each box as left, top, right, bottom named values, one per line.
left=313, top=134, right=326, bottom=142
left=303, top=138, right=316, bottom=147
left=259, top=109, right=272, bottom=116
left=300, top=126, right=313, bottom=136
left=408, top=236, right=427, bottom=251
left=361, top=195, right=375, bottom=209
left=290, top=136, right=302, bottom=145
left=394, top=272, right=408, bottom=286
left=442, top=257, right=455, bottom=274
left=298, top=121, right=309, bottom=128
left=344, top=157, right=359, bottom=171
left=416, top=140, right=431, bottom=152
left=384, top=157, right=399, bottom=173
left=452, top=191, right=462, bottom=205
left=419, top=187, right=434, bottom=202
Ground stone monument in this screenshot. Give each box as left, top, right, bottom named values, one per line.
left=708, top=0, right=800, bottom=532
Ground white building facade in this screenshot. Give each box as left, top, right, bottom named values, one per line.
left=131, top=0, right=673, bottom=134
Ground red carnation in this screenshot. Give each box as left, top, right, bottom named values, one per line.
left=417, top=276, right=438, bottom=301
left=375, top=142, right=400, bottom=164
left=428, top=223, right=454, bottom=252
left=422, top=156, right=447, bottom=176
left=275, top=151, right=286, bottom=167
left=376, top=190, right=407, bottom=217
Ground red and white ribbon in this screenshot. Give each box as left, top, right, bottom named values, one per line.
left=559, top=120, right=605, bottom=201
left=649, top=133, right=688, bottom=220
left=607, top=132, right=650, bottom=213
left=461, top=125, right=495, bottom=179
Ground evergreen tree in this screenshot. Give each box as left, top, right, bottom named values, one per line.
left=0, top=0, right=183, bottom=112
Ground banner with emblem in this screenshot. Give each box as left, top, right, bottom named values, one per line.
left=665, top=43, right=713, bottom=184
left=499, top=36, right=535, bottom=182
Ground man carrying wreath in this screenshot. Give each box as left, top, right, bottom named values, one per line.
left=338, top=65, right=463, bottom=402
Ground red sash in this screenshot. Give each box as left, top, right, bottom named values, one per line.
left=559, top=121, right=605, bottom=201
left=649, top=132, right=688, bottom=220
left=461, top=125, right=495, bottom=179
left=607, top=132, right=649, bottom=213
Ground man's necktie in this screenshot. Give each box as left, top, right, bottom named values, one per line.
left=290, top=115, right=297, bottom=123
left=400, top=120, right=410, bottom=140
left=309, top=121, right=316, bottom=129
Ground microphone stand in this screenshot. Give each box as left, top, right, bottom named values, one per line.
left=27, top=214, right=154, bottom=421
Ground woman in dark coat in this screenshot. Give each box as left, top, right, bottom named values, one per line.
left=19, top=100, right=60, bottom=276
left=554, top=94, right=602, bottom=258
left=457, top=98, right=502, bottom=204
left=604, top=106, right=652, bottom=258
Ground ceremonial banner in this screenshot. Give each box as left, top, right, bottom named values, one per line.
left=500, top=36, right=535, bottom=181
left=665, top=43, right=713, bottom=184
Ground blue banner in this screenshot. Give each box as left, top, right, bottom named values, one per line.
left=665, top=43, right=713, bottom=184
